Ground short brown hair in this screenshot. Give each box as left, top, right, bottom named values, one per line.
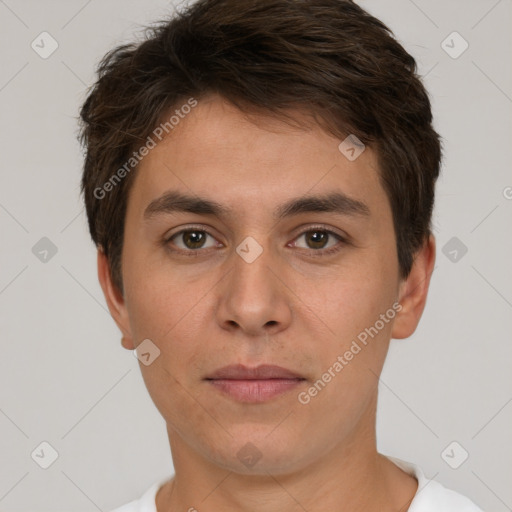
left=79, top=0, right=442, bottom=294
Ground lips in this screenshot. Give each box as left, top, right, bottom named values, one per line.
left=205, top=364, right=305, bottom=381
left=205, top=364, right=306, bottom=403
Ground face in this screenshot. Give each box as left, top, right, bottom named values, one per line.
left=99, top=94, right=433, bottom=476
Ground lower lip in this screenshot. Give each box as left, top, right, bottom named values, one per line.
left=207, top=378, right=304, bottom=403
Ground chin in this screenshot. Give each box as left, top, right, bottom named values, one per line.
left=207, top=433, right=308, bottom=475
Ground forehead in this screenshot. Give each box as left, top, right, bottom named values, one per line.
left=127, top=95, right=388, bottom=220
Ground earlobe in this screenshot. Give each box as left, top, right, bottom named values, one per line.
left=97, top=248, right=135, bottom=350
left=391, top=235, right=436, bottom=340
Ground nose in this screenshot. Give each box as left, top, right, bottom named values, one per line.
left=215, top=240, right=293, bottom=338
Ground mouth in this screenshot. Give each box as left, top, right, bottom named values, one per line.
left=204, top=364, right=306, bottom=403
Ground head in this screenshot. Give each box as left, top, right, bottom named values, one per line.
left=80, top=0, right=440, bottom=475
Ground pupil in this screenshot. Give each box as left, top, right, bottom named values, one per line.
left=185, top=231, right=204, bottom=248
left=308, top=231, right=327, bottom=248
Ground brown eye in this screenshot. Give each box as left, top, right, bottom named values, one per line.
left=305, top=231, right=329, bottom=249
left=295, top=229, right=341, bottom=251
left=182, top=230, right=206, bottom=249
left=169, top=230, right=218, bottom=250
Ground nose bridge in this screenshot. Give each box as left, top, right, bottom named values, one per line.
left=216, top=236, right=292, bottom=335
left=231, top=236, right=277, bottom=308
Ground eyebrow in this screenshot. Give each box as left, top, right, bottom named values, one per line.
left=143, top=190, right=370, bottom=221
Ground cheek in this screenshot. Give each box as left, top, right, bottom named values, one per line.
left=123, top=270, right=211, bottom=420
left=123, top=259, right=216, bottom=379
left=301, top=260, right=397, bottom=345
left=296, top=268, right=396, bottom=418
left=123, top=244, right=197, bottom=339
left=123, top=275, right=172, bottom=342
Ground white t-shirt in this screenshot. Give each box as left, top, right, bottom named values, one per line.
left=109, top=456, right=484, bottom=512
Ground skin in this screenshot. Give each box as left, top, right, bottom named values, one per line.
left=98, top=94, right=435, bottom=512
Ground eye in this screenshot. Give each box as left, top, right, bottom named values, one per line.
left=164, top=225, right=347, bottom=256
left=167, top=229, right=220, bottom=251
left=292, top=228, right=345, bottom=253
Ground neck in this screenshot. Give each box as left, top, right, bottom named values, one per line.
left=156, top=397, right=417, bottom=512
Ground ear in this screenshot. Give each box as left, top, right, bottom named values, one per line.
left=391, top=234, right=436, bottom=339
left=97, top=247, right=135, bottom=350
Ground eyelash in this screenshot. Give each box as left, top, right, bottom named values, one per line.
left=295, top=225, right=347, bottom=256
left=163, top=224, right=348, bottom=257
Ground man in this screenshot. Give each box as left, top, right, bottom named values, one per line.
left=79, top=0, right=484, bottom=510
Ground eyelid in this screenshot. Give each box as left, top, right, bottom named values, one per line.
left=289, top=224, right=348, bottom=253
left=292, top=223, right=348, bottom=240
left=165, top=224, right=222, bottom=242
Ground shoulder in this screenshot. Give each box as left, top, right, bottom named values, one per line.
left=107, top=478, right=169, bottom=512
left=109, top=502, right=139, bottom=512
left=411, top=478, right=485, bottom=512
left=387, top=456, right=485, bottom=512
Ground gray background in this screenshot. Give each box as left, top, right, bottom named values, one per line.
left=0, top=0, right=511, bottom=510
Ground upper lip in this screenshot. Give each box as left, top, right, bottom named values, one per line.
left=205, top=364, right=304, bottom=380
